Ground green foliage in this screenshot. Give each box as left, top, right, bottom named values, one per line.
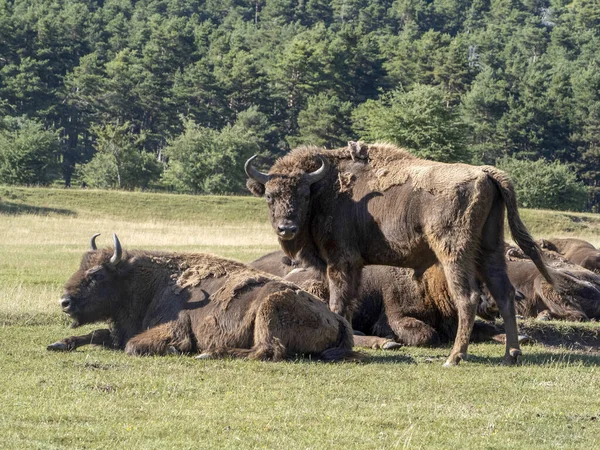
left=76, top=122, right=162, bottom=190
left=1, top=0, right=600, bottom=208
left=0, top=117, right=60, bottom=185
left=289, top=93, right=354, bottom=148
left=497, top=156, right=588, bottom=211
left=353, top=85, right=469, bottom=162
left=162, top=117, right=260, bottom=194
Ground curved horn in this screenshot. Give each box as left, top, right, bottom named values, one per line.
left=306, top=156, right=329, bottom=185
left=110, top=233, right=122, bottom=266
left=245, top=155, right=270, bottom=185
left=90, top=233, right=101, bottom=250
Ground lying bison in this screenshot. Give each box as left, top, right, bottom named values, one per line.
left=539, top=238, right=600, bottom=274
left=251, top=251, right=503, bottom=348
left=47, top=234, right=359, bottom=361
left=505, top=245, right=600, bottom=321
left=246, top=142, right=552, bottom=365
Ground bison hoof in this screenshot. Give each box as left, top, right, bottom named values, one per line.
left=382, top=341, right=402, bottom=350
left=167, top=346, right=181, bottom=355
left=503, top=348, right=521, bottom=366
left=536, top=311, right=552, bottom=321
left=443, top=353, right=465, bottom=367
left=47, top=341, right=70, bottom=351
left=195, top=352, right=214, bottom=360
left=353, top=330, right=366, bottom=336
left=518, top=334, right=535, bottom=345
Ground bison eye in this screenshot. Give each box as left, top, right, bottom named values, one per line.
left=91, top=271, right=105, bottom=281
left=265, top=193, right=273, bottom=202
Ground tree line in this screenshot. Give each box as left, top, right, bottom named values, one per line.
left=0, top=0, right=598, bottom=211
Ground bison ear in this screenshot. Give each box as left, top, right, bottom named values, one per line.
left=348, top=141, right=368, bottom=160
left=246, top=178, right=265, bottom=197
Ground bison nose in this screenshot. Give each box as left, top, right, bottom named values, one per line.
left=60, top=296, right=71, bottom=310
left=277, top=224, right=297, bottom=239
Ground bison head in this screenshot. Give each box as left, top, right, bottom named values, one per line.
left=60, top=233, right=126, bottom=327
left=245, top=154, right=328, bottom=241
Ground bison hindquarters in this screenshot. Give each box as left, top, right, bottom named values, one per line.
left=247, top=288, right=358, bottom=361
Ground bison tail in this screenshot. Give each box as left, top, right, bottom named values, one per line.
left=318, top=317, right=365, bottom=362
left=483, top=166, right=554, bottom=285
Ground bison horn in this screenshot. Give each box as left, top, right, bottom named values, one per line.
left=245, top=155, right=270, bottom=185
left=110, top=233, right=122, bottom=266
left=90, top=233, right=101, bottom=250
left=306, top=156, right=329, bottom=185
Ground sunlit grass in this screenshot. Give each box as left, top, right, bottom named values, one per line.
left=1, top=187, right=600, bottom=448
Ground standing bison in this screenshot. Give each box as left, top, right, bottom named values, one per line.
left=47, top=234, right=359, bottom=361
left=246, top=142, right=553, bottom=366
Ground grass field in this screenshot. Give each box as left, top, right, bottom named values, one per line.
left=1, top=186, right=600, bottom=449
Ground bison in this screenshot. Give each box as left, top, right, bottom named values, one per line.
left=246, top=142, right=552, bottom=365
left=505, top=244, right=600, bottom=321
left=539, top=238, right=600, bottom=274
left=47, top=234, right=359, bottom=361
left=251, top=251, right=504, bottom=349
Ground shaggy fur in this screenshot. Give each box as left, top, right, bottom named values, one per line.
left=539, top=238, right=600, bottom=274
left=505, top=244, right=600, bottom=320
left=48, top=243, right=359, bottom=361
left=251, top=251, right=502, bottom=349
left=247, top=142, right=552, bottom=365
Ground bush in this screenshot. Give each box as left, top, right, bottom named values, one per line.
left=0, top=117, right=60, bottom=185
left=496, top=157, right=588, bottom=211
left=352, top=84, right=470, bottom=162
left=161, top=117, right=261, bottom=194
left=76, top=122, right=162, bottom=189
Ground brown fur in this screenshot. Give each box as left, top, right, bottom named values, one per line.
left=539, top=238, right=600, bottom=274
left=505, top=244, right=600, bottom=321
left=248, top=142, right=551, bottom=365
left=48, top=243, right=360, bottom=362
left=252, top=251, right=502, bottom=348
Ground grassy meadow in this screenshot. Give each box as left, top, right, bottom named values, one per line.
left=1, top=186, right=600, bottom=449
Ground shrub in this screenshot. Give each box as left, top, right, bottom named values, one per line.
left=496, top=156, right=588, bottom=211
left=0, top=117, right=60, bottom=185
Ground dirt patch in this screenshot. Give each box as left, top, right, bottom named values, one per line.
left=518, top=320, right=600, bottom=353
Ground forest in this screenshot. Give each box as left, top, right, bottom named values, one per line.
left=0, top=0, right=598, bottom=210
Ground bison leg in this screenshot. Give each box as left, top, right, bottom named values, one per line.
left=480, top=263, right=521, bottom=365
left=352, top=335, right=402, bottom=350
left=470, top=321, right=502, bottom=343
left=442, top=263, right=480, bottom=366
left=327, top=262, right=362, bottom=322
left=388, top=317, right=441, bottom=347
left=125, top=320, right=194, bottom=356
left=47, top=328, right=113, bottom=351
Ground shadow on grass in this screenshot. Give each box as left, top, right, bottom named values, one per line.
left=445, top=351, right=600, bottom=367
left=0, top=201, right=75, bottom=216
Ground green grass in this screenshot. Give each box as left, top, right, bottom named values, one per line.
left=1, top=187, right=600, bottom=449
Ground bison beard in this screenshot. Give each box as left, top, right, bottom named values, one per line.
left=48, top=235, right=360, bottom=362
left=246, top=142, right=554, bottom=366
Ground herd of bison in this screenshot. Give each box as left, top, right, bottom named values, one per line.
left=48, top=142, right=600, bottom=366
